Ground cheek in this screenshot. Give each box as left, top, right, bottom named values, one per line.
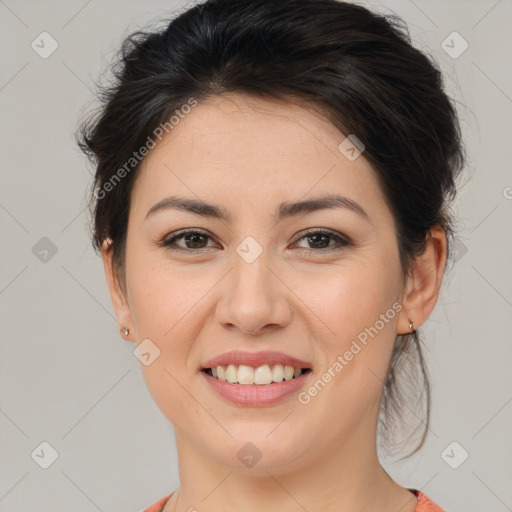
left=309, top=260, right=400, bottom=341
left=127, top=242, right=207, bottom=338
left=129, top=269, right=209, bottom=365
left=309, top=260, right=401, bottom=391
left=130, top=271, right=211, bottom=429
left=125, top=250, right=209, bottom=407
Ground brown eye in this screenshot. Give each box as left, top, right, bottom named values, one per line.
left=161, top=229, right=218, bottom=252
left=305, top=233, right=330, bottom=249
left=293, top=229, right=350, bottom=254
left=181, top=233, right=208, bottom=249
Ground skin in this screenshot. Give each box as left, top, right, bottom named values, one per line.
left=101, top=93, right=447, bottom=512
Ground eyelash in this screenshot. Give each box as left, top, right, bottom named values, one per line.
left=158, top=228, right=351, bottom=255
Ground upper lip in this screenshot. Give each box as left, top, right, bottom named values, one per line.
left=201, top=351, right=312, bottom=370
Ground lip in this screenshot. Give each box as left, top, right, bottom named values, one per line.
left=201, top=369, right=313, bottom=407
left=200, top=350, right=313, bottom=370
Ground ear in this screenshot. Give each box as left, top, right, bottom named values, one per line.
left=397, top=225, right=447, bottom=334
left=101, top=239, right=135, bottom=342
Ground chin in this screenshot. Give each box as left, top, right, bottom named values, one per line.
left=202, top=434, right=308, bottom=474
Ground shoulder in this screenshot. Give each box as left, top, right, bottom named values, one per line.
left=140, top=493, right=173, bottom=512
left=410, top=489, right=447, bottom=512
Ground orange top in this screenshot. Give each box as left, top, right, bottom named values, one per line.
left=141, top=489, right=446, bottom=512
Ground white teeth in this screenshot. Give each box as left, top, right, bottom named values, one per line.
left=207, top=363, right=307, bottom=385
left=284, top=365, right=294, bottom=381
left=271, top=364, right=284, bottom=382
left=217, top=365, right=226, bottom=381
left=238, top=365, right=255, bottom=385
left=254, top=364, right=272, bottom=384
left=225, top=364, right=237, bottom=383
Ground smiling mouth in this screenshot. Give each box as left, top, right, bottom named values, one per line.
left=201, top=364, right=312, bottom=385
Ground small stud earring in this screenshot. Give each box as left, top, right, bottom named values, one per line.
left=408, top=320, right=414, bottom=333
left=121, top=327, right=129, bottom=336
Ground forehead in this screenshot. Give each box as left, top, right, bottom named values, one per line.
left=130, top=93, right=386, bottom=221
left=152, top=93, right=355, bottom=166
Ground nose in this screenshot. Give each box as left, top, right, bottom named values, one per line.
left=214, top=249, right=293, bottom=335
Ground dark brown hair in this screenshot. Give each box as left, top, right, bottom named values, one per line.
left=77, top=0, right=465, bottom=457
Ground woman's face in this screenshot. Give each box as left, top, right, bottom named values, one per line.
left=112, top=93, right=409, bottom=471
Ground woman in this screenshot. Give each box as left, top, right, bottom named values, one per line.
left=77, top=0, right=465, bottom=511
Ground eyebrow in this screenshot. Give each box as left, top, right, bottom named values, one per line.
left=144, top=194, right=369, bottom=223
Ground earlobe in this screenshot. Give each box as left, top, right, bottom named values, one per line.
left=398, top=226, right=447, bottom=334
left=101, top=239, right=134, bottom=342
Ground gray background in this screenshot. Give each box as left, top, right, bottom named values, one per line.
left=0, top=0, right=511, bottom=511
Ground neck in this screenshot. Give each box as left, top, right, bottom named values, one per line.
left=163, top=417, right=417, bottom=512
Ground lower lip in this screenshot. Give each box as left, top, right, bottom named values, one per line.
left=200, top=370, right=312, bottom=406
